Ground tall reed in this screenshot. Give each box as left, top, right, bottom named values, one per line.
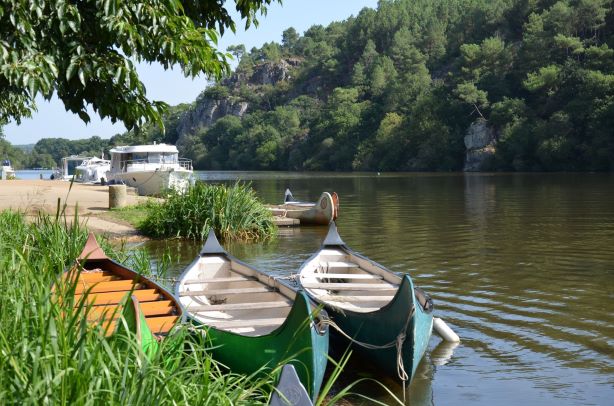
left=140, top=182, right=276, bottom=242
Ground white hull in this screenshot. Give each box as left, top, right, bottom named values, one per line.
left=108, top=169, right=192, bottom=196
left=74, top=161, right=110, bottom=184
left=1, top=165, right=15, bottom=180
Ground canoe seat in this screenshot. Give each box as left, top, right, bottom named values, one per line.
left=302, top=282, right=397, bottom=291
left=182, top=276, right=253, bottom=285
left=85, top=299, right=176, bottom=320
left=325, top=261, right=358, bottom=268
left=202, top=317, right=286, bottom=329
left=140, top=300, right=177, bottom=316
left=180, top=286, right=274, bottom=297
left=74, top=280, right=143, bottom=294
left=189, top=301, right=292, bottom=312
left=312, top=273, right=382, bottom=280
left=75, top=289, right=162, bottom=306
left=318, top=295, right=394, bottom=302
left=146, top=316, right=180, bottom=334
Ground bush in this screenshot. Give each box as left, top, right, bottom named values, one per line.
left=140, top=182, right=276, bottom=242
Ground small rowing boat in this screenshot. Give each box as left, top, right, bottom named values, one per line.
left=268, top=189, right=339, bottom=225
left=298, top=223, right=434, bottom=383
left=175, top=230, right=329, bottom=400
left=58, top=233, right=182, bottom=353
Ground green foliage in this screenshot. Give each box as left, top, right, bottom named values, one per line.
left=140, top=182, right=276, bottom=242
left=0, top=0, right=278, bottom=130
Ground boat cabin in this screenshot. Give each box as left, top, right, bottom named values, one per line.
left=108, top=144, right=191, bottom=173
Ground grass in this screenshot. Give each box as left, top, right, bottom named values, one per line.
left=104, top=203, right=153, bottom=228
left=139, top=182, right=276, bottom=242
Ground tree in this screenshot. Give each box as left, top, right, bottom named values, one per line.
left=0, top=0, right=278, bottom=129
left=282, top=27, right=300, bottom=52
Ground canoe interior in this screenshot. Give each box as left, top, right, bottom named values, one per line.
left=62, top=244, right=181, bottom=338
left=299, top=248, right=402, bottom=313
left=178, top=255, right=298, bottom=336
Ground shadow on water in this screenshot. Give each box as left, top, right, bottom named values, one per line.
left=140, top=172, right=614, bottom=406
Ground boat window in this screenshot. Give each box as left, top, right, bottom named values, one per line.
left=163, top=153, right=178, bottom=163
left=132, top=153, right=147, bottom=162
left=148, top=153, right=163, bottom=163
left=2, top=160, right=10, bottom=166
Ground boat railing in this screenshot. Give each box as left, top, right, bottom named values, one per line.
left=121, top=158, right=193, bottom=172
left=179, top=158, right=193, bottom=171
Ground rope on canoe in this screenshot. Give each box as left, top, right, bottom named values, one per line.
left=316, top=305, right=415, bottom=387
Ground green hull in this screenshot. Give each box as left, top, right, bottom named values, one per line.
left=117, top=295, right=159, bottom=357
left=318, top=274, right=432, bottom=382
left=195, top=291, right=328, bottom=400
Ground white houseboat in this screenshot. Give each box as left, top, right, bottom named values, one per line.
left=106, top=144, right=193, bottom=196
left=74, top=157, right=111, bottom=183
left=1, top=159, right=16, bottom=180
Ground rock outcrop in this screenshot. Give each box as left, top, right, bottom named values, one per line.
left=464, top=119, right=496, bottom=171
left=175, top=58, right=302, bottom=145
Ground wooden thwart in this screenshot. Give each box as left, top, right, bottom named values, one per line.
left=146, top=316, right=180, bottom=334
left=302, top=282, right=397, bottom=291
left=140, top=300, right=176, bottom=316
left=325, top=261, right=359, bottom=268
left=313, top=273, right=382, bottom=280
left=318, top=295, right=394, bottom=302
left=74, top=280, right=143, bottom=294
left=189, top=301, right=291, bottom=312
left=75, top=289, right=161, bottom=306
left=182, top=276, right=253, bottom=285
left=180, top=286, right=273, bottom=297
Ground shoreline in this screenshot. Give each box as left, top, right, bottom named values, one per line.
left=0, top=180, right=147, bottom=239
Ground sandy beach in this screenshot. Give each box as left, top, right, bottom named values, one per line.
left=0, top=180, right=148, bottom=237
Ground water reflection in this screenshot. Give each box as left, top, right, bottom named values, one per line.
left=141, top=172, right=614, bottom=405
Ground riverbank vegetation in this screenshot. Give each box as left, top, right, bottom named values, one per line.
left=139, top=182, right=276, bottom=242
left=0, top=211, right=274, bottom=404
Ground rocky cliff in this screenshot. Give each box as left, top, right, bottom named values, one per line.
left=464, top=119, right=497, bottom=171
left=175, top=58, right=302, bottom=145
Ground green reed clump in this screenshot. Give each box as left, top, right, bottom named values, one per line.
left=140, top=182, right=276, bottom=242
left=0, top=210, right=274, bottom=404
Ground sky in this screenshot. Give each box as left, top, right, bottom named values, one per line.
left=4, top=0, right=378, bottom=145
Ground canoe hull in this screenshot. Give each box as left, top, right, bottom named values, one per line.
left=323, top=275, right=433, bottom=381
left=194, top=291, right=328, bottom=400
left=270, top=192, right=336, bottom=225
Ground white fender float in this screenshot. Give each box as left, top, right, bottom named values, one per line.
left=433, top=317, right=460, bottom=343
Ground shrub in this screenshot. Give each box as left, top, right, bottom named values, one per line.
left=140, top=182, right=276, bottom=242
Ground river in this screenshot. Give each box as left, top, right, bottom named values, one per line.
left=140, top=171, right=613, bottom=405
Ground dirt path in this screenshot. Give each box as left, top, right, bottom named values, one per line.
left=0, top=180, right=148, bottom=238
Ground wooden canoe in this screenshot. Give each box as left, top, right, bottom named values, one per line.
left=298, top=223, right=434, bottom=383
left=59, top=233, right=182, bottom=352
left=175, top=230, right=329, bottom=400
left=268, top=190, right=339, bottom=225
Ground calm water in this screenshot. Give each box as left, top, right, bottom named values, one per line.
left=141, top=172, right=614, bottom=405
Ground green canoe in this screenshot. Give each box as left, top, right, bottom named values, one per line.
left=298, top=223, right=434, bottom=383
left=175, top=230, right=329, bottom=400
